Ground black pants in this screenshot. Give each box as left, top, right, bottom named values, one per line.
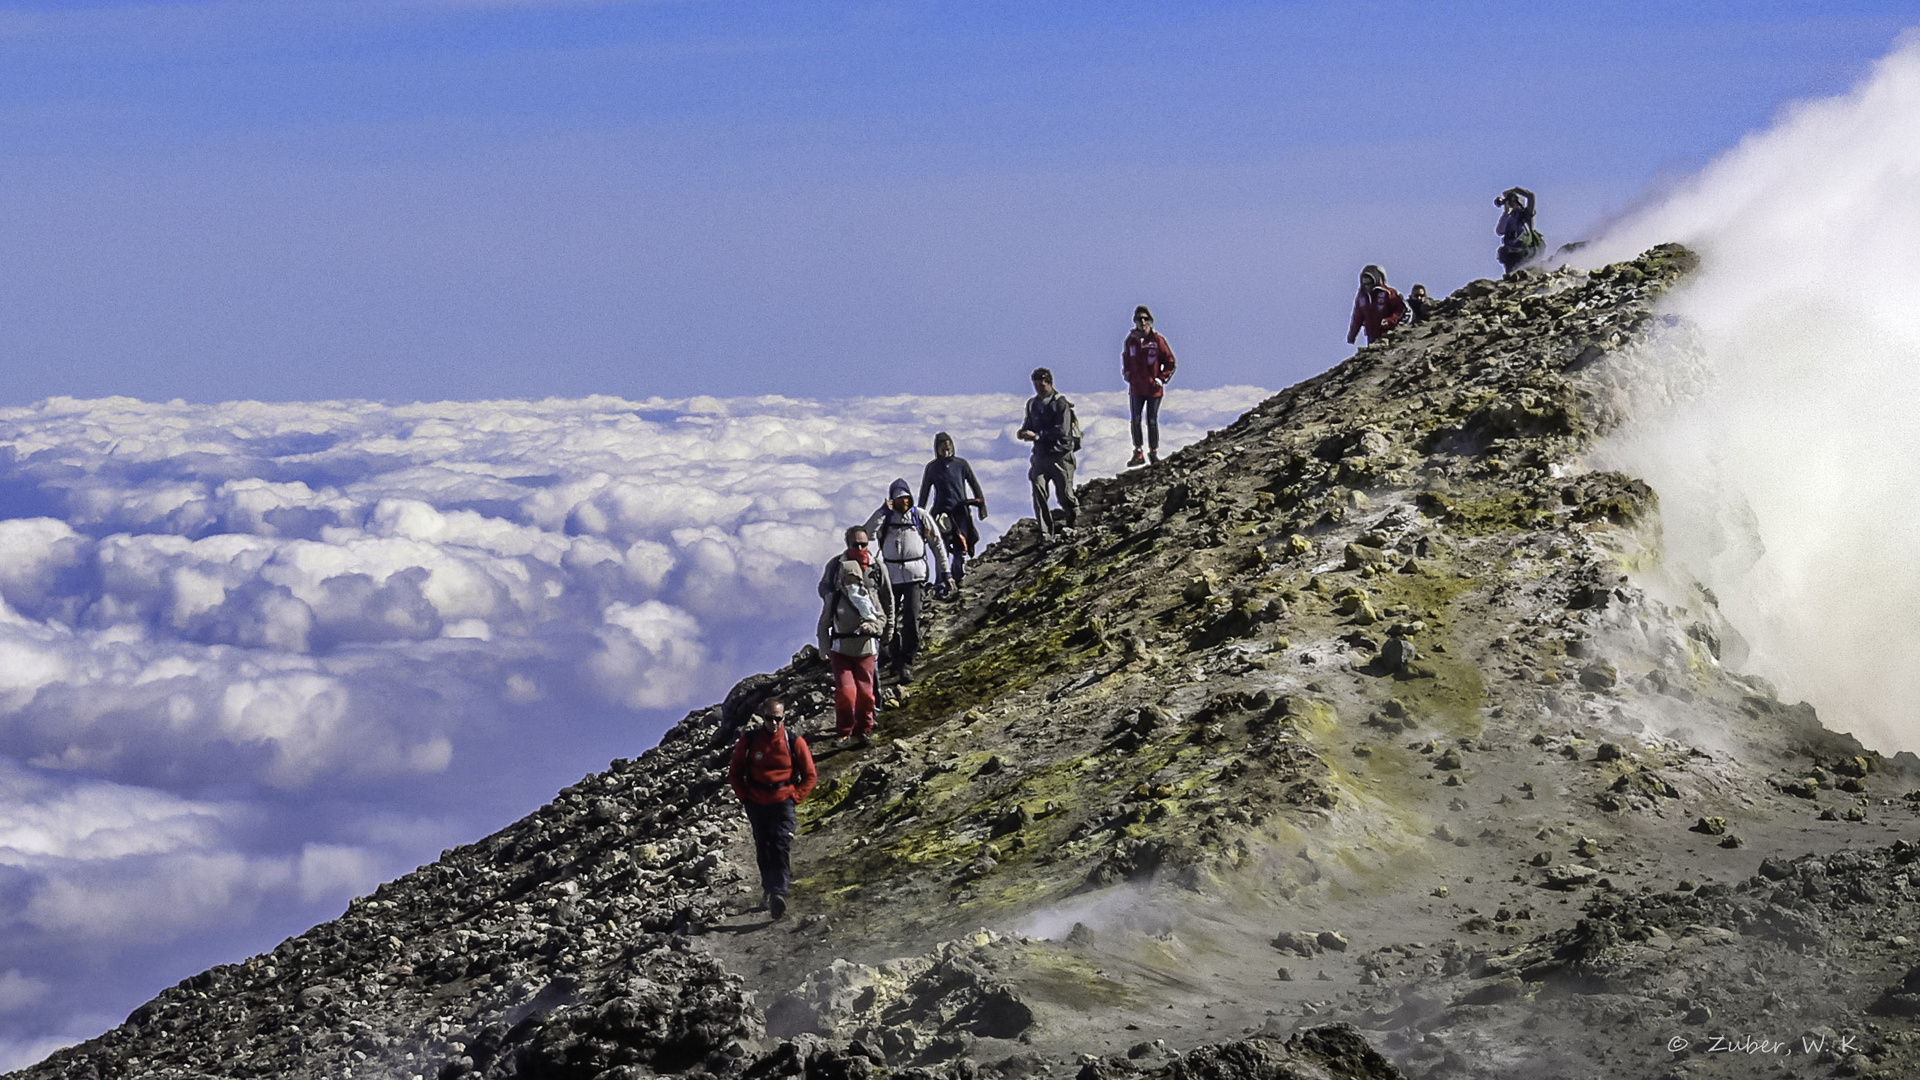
left=889, top=580, right=924, bottom=670
left=1129, top=393, right=1162, bottom=450
left=743, top=798, right=796, bottom=898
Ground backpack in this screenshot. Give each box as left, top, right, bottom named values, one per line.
left=831, top=568, right=885, bottom=640
left=877, top=507, right=930, bottom=565
left=1064, top=397, right=1083, bottom=453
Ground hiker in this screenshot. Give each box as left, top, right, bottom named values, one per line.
left=727, top=696, right=815, bottom=919
left=863, top=480, right=948, bottom=682
left=1346, top=265, right=1407, bottom=345
left=918, top=432, right=987, bottom=593
left=1122, top=305, right=1177, bottom=467
left=1496, top=186, right=1541, bottom=275
left=815, top=526, right=893, bottom=738
left=1407, top=284, right=1434, bottom=325
left=1017, top=367, right=1080, bottom=540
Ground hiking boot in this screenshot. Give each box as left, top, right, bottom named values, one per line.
left=769, top=893, right=787, bottom=920
left=1127, top=448, right=1146, bottom=468
left=1148, top=449, right=1160, bottom=464
left=852, top=733, right=873, bottom=750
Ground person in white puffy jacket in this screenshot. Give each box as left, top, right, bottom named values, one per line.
left=862, top=478, right=949, bottom=681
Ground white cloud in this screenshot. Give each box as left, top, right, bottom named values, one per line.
left=0, top=761, right=226, bottom=865
left=0, top=972, right=49, bottom=1015
left=23, top=852, right=273, bottom=941
left=0, top=385, right=1268, bottom=1063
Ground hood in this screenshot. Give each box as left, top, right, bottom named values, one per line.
left=888, top=478, right=912, bottom=502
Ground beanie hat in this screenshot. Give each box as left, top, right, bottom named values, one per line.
left=1134, top=305, right=1153, bottom=321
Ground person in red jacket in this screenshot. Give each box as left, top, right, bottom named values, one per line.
left=1346, top=265, right=1407, bottom=345
left=1122, top=305, right=1178, bottom=467
left=727, top=697, right=816, bottom=918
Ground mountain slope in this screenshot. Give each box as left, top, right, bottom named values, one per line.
left=20, top=245, right=1920, bottom=1080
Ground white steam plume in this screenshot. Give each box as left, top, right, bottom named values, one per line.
left=1585, top=35, right=1920, bottom=752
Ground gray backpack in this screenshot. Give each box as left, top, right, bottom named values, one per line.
left=831, top=564, right=885, bottom=641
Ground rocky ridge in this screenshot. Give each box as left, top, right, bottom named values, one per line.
left=18, top=245, right=1920, bottom=1080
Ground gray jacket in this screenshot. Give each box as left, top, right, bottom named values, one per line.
left=1023, top=391, right=1076, bottom=459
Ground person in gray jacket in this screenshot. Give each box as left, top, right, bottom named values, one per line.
left=815, top=528, right=892, bottom=740
left=1017, top=367, right=1079, bottom=539
left=862, top=479, right=948, bottom=682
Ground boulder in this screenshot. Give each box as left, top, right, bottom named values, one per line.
left=1270, top=930, right=1321, bottom=957
left=1544, top=864, right=1599, bottom=890
left=1378, top=638, right=1417, bottom=673
left=1343, top=544, right=1389, bottom=571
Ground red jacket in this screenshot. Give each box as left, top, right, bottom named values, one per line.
left=729, top=722, right=817, bottom=805
left=1348, top=286, right=1405, bottom=344
left=1122, top=330, right=1177, bottom=398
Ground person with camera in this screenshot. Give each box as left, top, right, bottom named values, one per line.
left=1496, top=186, right=1542, bottom=275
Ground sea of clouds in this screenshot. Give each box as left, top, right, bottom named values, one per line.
left=1583, top=34, right=1920, bottom=755
left=0, top=385, right=1267, bottom=1064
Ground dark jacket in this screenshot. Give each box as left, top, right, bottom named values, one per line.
left=1498, top=206, right=1536, bottom=248
left=920, top=456, right=984, bottom=515
left=729, top=721, right=816, bottom=805
left=1023, top=391, right=1075, bottom=458
left=1122, top=330, right=1177, bottom=398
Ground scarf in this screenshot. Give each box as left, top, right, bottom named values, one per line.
left=845, top=546, right=871, bottom=570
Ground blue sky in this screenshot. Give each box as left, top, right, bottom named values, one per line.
left=0, top=1, right=1910, bottom=406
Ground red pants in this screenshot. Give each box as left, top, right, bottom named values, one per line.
left=830, top=652, right=877, bottom=736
